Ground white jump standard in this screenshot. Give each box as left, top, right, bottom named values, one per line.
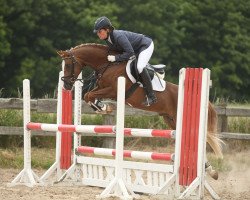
left=8, top=79, right=40, bottom=187
left=9, top=67, right=220, bottom=200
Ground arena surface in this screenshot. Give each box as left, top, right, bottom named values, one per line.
left=1, top=150, right=249, bottom=200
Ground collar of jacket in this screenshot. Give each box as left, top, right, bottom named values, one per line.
left=108, top=30, right=115, bottom=44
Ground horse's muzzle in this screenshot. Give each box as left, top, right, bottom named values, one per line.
left=63, top=82, right=74, bottom=90
left=61, top=76, right=75, bottom=90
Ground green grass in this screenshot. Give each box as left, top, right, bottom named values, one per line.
left=125, top=115, right=168, bottom=129
left=0, top=147, right=55, bottom=169
left=228, top=117, right=250, bottom=133
left=227, top=102, right=250, bottom=108
left=0, top=109, right=58, bottom=126
left=0, top=109, right=23, bottom=126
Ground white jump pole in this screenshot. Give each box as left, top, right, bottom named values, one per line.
left=156, top=68, right=186, bottom=196
left=9, top=79, right=40, bottom=187
left=39, top=70, right=64, bottom=183
left=98, top=77, right=139, bottom=199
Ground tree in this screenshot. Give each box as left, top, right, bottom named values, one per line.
left=0, top=0, right=249, bottom=100
left=169, top=0, right=250, bottom=100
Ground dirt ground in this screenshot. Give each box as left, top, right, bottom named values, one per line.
left=1, top=151, right=250, bottom=200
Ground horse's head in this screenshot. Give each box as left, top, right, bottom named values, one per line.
left=57, top=43, right=112, bottom=90
left=57, top=50, right=85, bottom=90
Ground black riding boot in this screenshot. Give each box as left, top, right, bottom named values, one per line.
left=140, top=68, right=157, bottom=106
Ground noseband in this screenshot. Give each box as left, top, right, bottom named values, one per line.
left=61, top=50, right=83, bottom=88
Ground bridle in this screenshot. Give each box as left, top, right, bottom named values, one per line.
left=61, top=49, right=114, bottom=90
left=61, top=50, right=84, bottom=89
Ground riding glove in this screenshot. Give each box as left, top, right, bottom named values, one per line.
left=107, top=55, right=116, bottom=62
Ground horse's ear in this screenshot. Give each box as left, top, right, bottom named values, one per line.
left=57, top=50, right=65, bottom=57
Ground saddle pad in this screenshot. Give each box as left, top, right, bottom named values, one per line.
left=126, top=60, right=166, bottom=92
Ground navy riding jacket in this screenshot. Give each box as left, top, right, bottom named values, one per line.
left=105, top=30, right=152, bottom=62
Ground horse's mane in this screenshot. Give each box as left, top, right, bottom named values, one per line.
left=70, top=43, right=108, bottom=51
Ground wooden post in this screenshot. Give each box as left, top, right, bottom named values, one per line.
left=102, top=114, right=116, bottom=148
left=217, top=103, right=228, bottom=132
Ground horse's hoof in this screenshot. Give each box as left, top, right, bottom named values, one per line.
left=205, top=164, right=219, bottom=180
left=210, top=170, right=218, bottom=180
left=208, top=169, right=218, bottom=180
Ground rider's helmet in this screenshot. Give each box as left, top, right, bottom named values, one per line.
left=93, top=16, right=113, bottom=33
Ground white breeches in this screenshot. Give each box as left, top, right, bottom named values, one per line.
left=137, top=42, right=154, bottom=73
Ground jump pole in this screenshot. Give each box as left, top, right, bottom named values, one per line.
left=39, top=70, right=65, bottom=182
left=39, top=69, right=74, bottom=183
left=9, top=79, right=40, bottom=187
left=26, top=123, right=175, bottom=138
left=97, top=77, right=139, bottom=199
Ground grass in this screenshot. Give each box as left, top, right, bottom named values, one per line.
left=0, top=147, right=55, bottom=169
left=228, top=117, right=250, bottom=133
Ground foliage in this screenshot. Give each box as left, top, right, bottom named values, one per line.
left=0, top=147, right=55, bottom=169
left=0, top=0, right=249, bottom=100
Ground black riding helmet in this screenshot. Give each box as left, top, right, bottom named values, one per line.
left=93, top=16, right=113, bottom=33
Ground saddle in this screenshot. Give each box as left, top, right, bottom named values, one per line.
left=129, top=59, right=166, bottom=84
left=125, top=59, right=166, bottom=98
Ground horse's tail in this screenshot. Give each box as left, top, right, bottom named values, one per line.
left=207, top=103, right=224, bottom=159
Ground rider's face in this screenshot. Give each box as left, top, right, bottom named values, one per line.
left=97, top=29, right=108, bottom=40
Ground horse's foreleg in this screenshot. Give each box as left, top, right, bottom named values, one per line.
left=87, top=86, right=116, bottom=102
left=84, top=86, right=99, bottom=102
left=85, top=87, right=116, bottom=113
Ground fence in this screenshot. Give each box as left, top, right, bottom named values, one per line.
left=0, top=98, right=250, bottom=142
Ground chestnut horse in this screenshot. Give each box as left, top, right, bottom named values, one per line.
left=57, top=43, right=223, bottom=179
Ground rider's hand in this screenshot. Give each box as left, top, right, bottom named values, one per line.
left=107, top=55, right=116, bottom=62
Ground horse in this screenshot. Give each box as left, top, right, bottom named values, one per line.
left=57, top=43, right=223, bottom=179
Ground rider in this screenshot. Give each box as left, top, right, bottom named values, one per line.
left=93, top=16, right=157, bottom=106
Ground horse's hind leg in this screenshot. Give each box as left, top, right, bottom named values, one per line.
left=205, top=157, right=218, bottom=180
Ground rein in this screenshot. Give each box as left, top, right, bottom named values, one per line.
left=61, top=50, right=84, bottom=88
left=80, top=63, right=111, bottom=94
left=95, top=62, right=112, bottom=80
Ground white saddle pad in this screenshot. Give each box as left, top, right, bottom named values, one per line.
left=125, top=60, right=166, bottom=92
